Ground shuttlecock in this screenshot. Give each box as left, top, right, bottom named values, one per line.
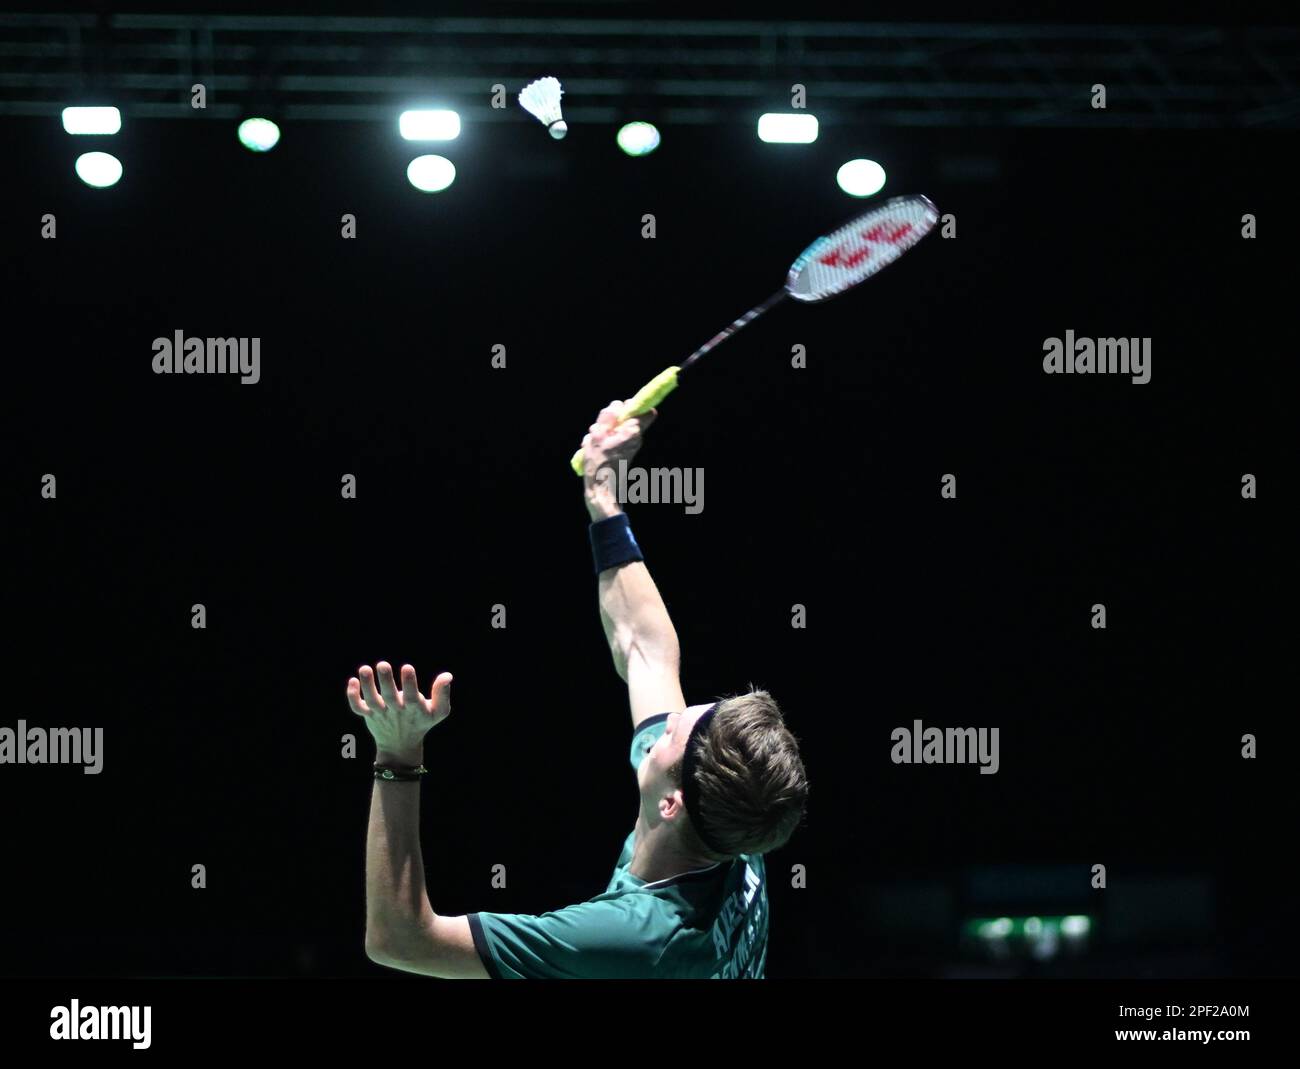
left=519, top=76, right=567, bottom=139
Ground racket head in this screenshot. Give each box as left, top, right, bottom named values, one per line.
left=785, top=194, right=940, bottom=303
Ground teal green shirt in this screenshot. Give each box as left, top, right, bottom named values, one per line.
left=468, top=713, right=769, bottom=978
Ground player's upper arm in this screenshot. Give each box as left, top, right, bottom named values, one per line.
left=625, top=640, right=686, bottom=729
left=366, top=914, right=490, bottom=979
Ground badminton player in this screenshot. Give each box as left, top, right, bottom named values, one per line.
left=350, top=401, right=809, bottom=978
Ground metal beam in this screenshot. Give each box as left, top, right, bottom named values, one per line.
left=0, top=12, right=1295, bottom=129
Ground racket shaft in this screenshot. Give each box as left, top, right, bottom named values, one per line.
left=569, top=289, right=786, bottom=474
left=680, top=289, right=787, bottom=372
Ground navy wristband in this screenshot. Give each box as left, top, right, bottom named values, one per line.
left=589, top=513, right=644, bottom=575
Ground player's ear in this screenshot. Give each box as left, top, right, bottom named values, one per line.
left=661, top=789, right=684, bottom=820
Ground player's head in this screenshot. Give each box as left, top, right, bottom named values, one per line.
left=638, top=690, right=808, bottom=861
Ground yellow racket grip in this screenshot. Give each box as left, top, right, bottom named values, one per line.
left=569, top=366, right=680, bottom=475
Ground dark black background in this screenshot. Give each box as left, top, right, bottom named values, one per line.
left=2, top=6, right=1288, bottom=979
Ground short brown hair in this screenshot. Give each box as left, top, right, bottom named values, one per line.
left=669, top=689, right=809, bottom=859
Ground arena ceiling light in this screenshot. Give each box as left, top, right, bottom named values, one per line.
left=238, top=117, right=281, bottom=152
left=62, top=106, right=121, bottom=135
left=399, top=109, right=461, bottom=141
left=757, top=113, right=818, bottom=144
left=74, top=151, right=123, bottom=188
left=837, top=158, right=887, bottom=197
left=617, top=121, right=661, bottom=157
left=406, top=154, right=456, bottom=192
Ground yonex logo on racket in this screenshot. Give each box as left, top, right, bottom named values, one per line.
left=816, top=221, right=914, bottom=269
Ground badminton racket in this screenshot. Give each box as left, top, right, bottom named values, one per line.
left=570, top=193, right=940, bottom=474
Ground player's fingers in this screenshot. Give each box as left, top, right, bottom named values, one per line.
left=428, top=672, right=453, bottom=724
left=376, top=661, right=401, bottom=707
left=603, top=420, right=633, bottom=448
left=613, top=416, right=647, bottom=446
left=359, top=665, right=386, bottom=712
left=400, top=664, right=422, bottom=706
left=346, top=677, right=371, bottom=716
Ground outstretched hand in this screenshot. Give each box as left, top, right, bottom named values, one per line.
left=347, top=661, right=452, bottom=763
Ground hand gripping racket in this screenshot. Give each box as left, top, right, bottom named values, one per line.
left=569, top=193, right=940, bottom=473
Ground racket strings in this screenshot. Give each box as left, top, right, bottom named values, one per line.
left=788, top=196, right=939, bottom=302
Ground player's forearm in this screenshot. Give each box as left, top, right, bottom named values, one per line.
left=364, top=752, right=438, bottom=959
left=597, top=562, right=680, bottom=673
left=587, top=487, right=679, bottom=673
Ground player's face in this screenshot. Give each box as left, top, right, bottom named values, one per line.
left=639, top=704, right=711, bottom=792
